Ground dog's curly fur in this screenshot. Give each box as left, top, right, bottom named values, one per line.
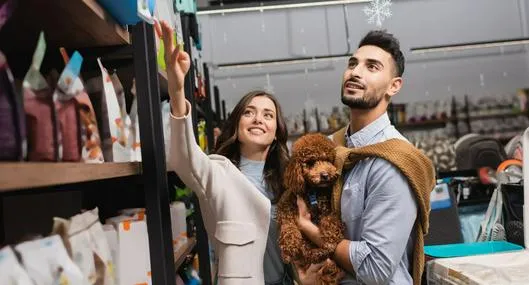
left=277, top=133, right=345, bottom=284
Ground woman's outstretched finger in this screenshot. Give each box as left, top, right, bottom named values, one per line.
left=154, top=20, right=163, bottom=39
left=160, top=20, right=175, bottom=59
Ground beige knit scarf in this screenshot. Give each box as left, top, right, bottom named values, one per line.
left=332, top=127, right=435, bottom=285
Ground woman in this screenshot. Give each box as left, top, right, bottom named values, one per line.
left=156, top=20, right=294, bottom=285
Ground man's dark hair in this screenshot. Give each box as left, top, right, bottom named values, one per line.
left=358, top=30, right=405, bottom=77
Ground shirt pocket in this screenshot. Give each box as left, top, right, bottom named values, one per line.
left=341, top=183, right=364, bottom=222
left=214, top=221, right=258, bottom=278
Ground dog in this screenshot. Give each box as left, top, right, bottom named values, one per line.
left=277, top=133, right=345, bottom=284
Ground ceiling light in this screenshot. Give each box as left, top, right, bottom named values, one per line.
left=214, top=54, right=350, bottom=70
left=197, top=0, right=370, bottom=15
left=411, top=38, right=529, bottom=54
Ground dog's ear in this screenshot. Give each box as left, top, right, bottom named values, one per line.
left=284, top=158, right=304, bottom=195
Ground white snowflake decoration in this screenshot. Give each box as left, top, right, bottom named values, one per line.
left=363, top=0, right=392, bottom=27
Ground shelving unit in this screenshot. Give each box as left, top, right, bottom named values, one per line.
left=174, top=238, right=197, bottom=269
left=0, top=1, right=215, bottom=285
left=0, top=162, right=141, bottom=192
left=0, top=0, right=129, bottom=52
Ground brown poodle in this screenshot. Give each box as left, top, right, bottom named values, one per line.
left=277, top=133, right=345, bottom=284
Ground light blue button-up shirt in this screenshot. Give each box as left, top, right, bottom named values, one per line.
left=339, top=113, right=418, bottom=285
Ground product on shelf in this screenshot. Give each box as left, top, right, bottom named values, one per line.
left=53, top=51, right=85, bottom=162
left=15, top=235, right=90, bottom=285
left=105, top=210, right=152, bottom=285
left=52, top=216, right=97, bottom=283
left=198, top=119, right=207, bottom=151
left=170, top=201, right=188, bottom=253
left=129, top=79, right=141, bottom=162
left=102, top=225, right=119, bottom=285
left=0, top=51, right=26, bottom=161
left=52, top=208, right=116, bottom=285
left=23, top=32, right=58, bottom=161
left=0, top=246, right=34, bottom=285
left=87, top=59, right=130, bottom=162
left=161, top=100, right=172, bottom=161
left=59, top=48, right=104, bottom=163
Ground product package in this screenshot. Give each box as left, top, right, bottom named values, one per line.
left=59, top=48, right=104, bottom=163
left=161, top=100, right=171, bottom=160
left=170, top=201, right=188, bottom=253
left=15, top=235, right=89, bottom=285
left=129, top=79, right=141, bottom=162
left=86, top=59, right=130, bottom=162
left=52, top=216, right=96, bottom=283
left=23, top=32, right=59, bottom=161
left=52, top=208, right=116, bottom=285
left=84, top=208, right=116, bottom=285
left=106, top=211, right=151, bottom=285
left=0, top=246, right=34, bottom=285
left=102, top=224, right=119, bottom=285
left=0, top=0, right=14, bottom=31
left=0, top=51, right=26, bottom=161
left=53, top=51, right=86, bottom=161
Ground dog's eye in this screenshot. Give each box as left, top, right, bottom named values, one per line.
left=305, top=160, right=315, bottom=167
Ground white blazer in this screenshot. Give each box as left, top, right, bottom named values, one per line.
left=168, top=101, right=271, bottom=285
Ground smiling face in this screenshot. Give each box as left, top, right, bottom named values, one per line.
left=341, top=45, right=402, bottom=110
left=237, top=96, right=278, bottom=152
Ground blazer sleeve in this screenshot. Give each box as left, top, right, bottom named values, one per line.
left=167, top=100, right=225, bottom=199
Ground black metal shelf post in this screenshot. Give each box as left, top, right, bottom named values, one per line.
left=181, top=12, right=213, bottom=285
left=132, top=22, right=176, bottom=285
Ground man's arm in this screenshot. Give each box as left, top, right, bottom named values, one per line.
left=299, top=159, right=417, bottom=285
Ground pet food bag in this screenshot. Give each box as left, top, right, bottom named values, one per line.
left=106, top=213, right=152, bottom=285
left=0, top=51, right=26, bottom=161
left=96, top=59, right=129, bottom=162
left=0, top=246, right=34, bottom=285
left=129, top=79, right=141, bottom=162
left=59, top=49, right=104, bottom=163
left=103, top=224, right=119, bottom=285
left=52, top=216, right=97, bottom=284
left=15, top=235, right=89, bottom=285
left=53, top=51, right=85, bottom=162
left=170, top=201, right=188, bottom=252
left=23, top=32, right=58, bottom=161
left=52, top=208, right=116, bottom=285
left=84, top=208, right=116, bottom=285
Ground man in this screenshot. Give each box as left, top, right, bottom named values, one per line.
left=296, top=30, right=419, bottom=285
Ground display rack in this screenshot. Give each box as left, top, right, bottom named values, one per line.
left=0, top=1, right=216, bottom=285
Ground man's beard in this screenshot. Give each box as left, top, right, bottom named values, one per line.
left=341, top=87, right=383, bottom=110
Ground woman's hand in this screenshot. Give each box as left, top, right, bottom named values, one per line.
left=154, top=20, right=190, bottom=116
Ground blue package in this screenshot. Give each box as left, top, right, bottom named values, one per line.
left=431, top=183, right=452, bottom=210
left=424, top=241, right=524, bottom=258
left=98, top=0, right=155, bottom=25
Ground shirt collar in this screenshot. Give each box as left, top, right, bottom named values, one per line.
left=345, top=112, right=391, bottom=148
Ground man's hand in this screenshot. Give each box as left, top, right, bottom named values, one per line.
left=296, top=196, right=323, bottom=247
left=295, top=261, right=326, bottom=285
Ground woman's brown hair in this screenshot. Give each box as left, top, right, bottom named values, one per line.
left=214, top=90, right=289, bottom=203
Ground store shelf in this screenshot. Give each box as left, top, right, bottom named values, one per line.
left=174, top=237, right=197, bottom=269
left=0, top=162, right=141, bottom=192
left=396, top=119, right=451, bottom=131
left=288, top=128, right=341, bottom=141
left=467, top=111, right=527, bottom=121
left=0, top=0, right=130, bottom=52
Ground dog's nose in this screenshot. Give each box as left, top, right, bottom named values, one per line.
left=320, top=172, right=329, bottom=181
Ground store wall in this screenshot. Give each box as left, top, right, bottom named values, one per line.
left=198, top=0, right=529, bottom=116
